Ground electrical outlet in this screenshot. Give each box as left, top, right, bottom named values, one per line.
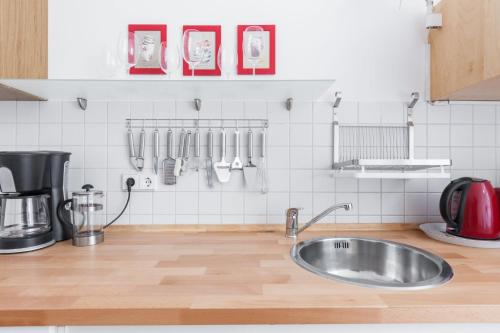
left=139, top=174, right=157, bottom=191
left=121, top=174, right=139, bottom=191
left=121, top=173, right=157, bottom=191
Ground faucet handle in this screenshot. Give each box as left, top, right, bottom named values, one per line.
left=286, top=207, right=302, bottom=238
left=286, top=207, right=303, bottom=219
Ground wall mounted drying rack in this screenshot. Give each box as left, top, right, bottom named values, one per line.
left=126, top=118, right=269, bottom=130
left=332, top=92, right=452, bottom=179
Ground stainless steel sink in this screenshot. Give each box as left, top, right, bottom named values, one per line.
left=291, top=237, right=453, bottom=290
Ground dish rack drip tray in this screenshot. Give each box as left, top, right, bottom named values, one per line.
left=331, top=92, right=451, bottom=179
left=333, top=159, right=451, bottom=179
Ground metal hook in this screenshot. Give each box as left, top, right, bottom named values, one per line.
left=77, top=98, right=87, bottom=111
left=286, top=97, right=293, bottom=111
left=194, top=98, right=202, bottom=112
left=333, top=91, right=342, bottom=109
left=408, top=92, right=420, bottom=110
left=407, top=92, right=420, bottom=120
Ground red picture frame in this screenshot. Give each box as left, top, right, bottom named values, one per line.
left=237, top=25, right=276, bottom=75
left=182, top=25, right=222, bottom=76
left=128, top=24, right=167, bottom=75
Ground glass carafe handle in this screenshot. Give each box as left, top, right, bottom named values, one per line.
left=56, top=198, right=74, bottom=229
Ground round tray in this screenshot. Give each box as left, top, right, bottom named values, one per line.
left=419, top=223, right=500, bottom=249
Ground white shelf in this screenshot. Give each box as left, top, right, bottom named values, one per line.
left=0, top=79, right=336, bottom=102
left=334, top=171, right=451, bottom=179
left=334, top=159, right=451, bottom=171
left=333, top=159, right=452, bottom=179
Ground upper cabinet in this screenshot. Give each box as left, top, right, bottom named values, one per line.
left=0, top=0, right=48, bottom=79
left=430, top=0, right=500, bottom=101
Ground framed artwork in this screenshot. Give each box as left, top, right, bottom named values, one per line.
left=128, top=24, right=167, bottom=75
left=237, top=25, right=276, bottom=75
left=182, top=25, right=221, bottom=76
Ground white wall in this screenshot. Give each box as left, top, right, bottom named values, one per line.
left=48, top=0, right=427, bottom=101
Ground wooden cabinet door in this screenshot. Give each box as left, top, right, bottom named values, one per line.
left=0, top=0, right=48, bottom=79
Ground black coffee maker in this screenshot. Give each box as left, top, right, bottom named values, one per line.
left=0, top=151, right=72, bottom=253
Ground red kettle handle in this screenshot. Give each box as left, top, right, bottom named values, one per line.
left=439, top=178, right=472, bottom=231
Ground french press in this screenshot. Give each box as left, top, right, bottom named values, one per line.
left=58, top=184, right=105, bottom=246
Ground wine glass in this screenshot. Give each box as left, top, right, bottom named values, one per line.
left=160, top=42, right=181, bottom=78
left=182, top=29, right=204, bottom=77
left=217, top=45, right=238, bottom=79
left=116, top=31, right=136, bottom=75
left=99, top=48, right=120, bottom=78
left=243, top=26, right=264, bottom=76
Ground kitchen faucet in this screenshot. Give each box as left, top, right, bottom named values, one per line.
left=285, top=203, right=353, bottom=238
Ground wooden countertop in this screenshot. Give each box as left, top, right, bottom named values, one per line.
left=1, top=224, right=500, bottom=326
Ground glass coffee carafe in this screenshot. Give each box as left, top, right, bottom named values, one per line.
left=58, top=185, right=105, bottom=246
left=0, top=194, right=51, bottom=239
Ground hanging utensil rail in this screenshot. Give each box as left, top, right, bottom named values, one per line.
left=126, top=118, right=269, bottom=129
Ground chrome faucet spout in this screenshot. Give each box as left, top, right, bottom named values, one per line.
left=285, top=203, right=352, bottom=238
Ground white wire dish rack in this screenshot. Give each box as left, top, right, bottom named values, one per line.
left=332, top=92, right=451, bottom=179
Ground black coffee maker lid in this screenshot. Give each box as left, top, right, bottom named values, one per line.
left=0, top=151, right=71, bottom=156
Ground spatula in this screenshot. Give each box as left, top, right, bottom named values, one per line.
left=243, top=129, right=258, bottom=189
left=153, top=127, right=160, bottom=175
left=174, top=130, right=186, bottom=177
left=191, top=129, right=200, bottom=172
left=213, top=129, right=231, bottom=183
left=230, top=129, right=243, bottom=170
left=206, top=129, right=214, bottom=188
left=181, top=130, right=192, bottom=174
left=137, top=128, right=146, bottom=172
left=258, top=130, right=269, bottom=194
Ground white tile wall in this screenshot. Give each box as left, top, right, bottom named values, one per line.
left=2, top=100, right=500, bottom=225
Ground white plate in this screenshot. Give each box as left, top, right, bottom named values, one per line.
left=419, top=223, right=500, bottom=248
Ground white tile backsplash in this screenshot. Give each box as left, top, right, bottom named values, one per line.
left=39, top=124, right=62, bottom=146
left=17, top=101, right=40, bottom=123
left=290, top=124, right=313, bottom=146
left=473, top=125, right=495, bottom=147
left=381, top=193, right=405, bottom=216
left=62, top=101, right=85, bottom=123
left=290, top=101, right=313, bottom=123
left=473, top=105, right=496, bottom=124
left=359, top=193, right=381, bottom=215
left=85, top=124, right=108, bottom=146
left=62, top=123, right=85, bottom=146
left=3, top=100, right=500, bottom=225
left=451, top=105, right=473, bottom=124
left=451, top=125, right=473, bottom=147
left=427, top=124, right=450, bottom=147
left=84, top=101, right=108, bottom=123
left=16, top=124, right=39, bottom=146
left=427, top=104, right=450, bottom=124
left=108, top=101, right=130, bottom=123
left=0, top=101, right=17, bottom=123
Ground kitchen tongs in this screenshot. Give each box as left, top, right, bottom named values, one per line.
left=128, top=128, right=145, bottom=171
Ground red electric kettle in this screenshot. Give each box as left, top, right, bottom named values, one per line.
left=440, top=177, right=500, bottom=240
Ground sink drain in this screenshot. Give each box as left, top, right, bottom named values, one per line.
left=334, top=240, right=350, bottom=249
